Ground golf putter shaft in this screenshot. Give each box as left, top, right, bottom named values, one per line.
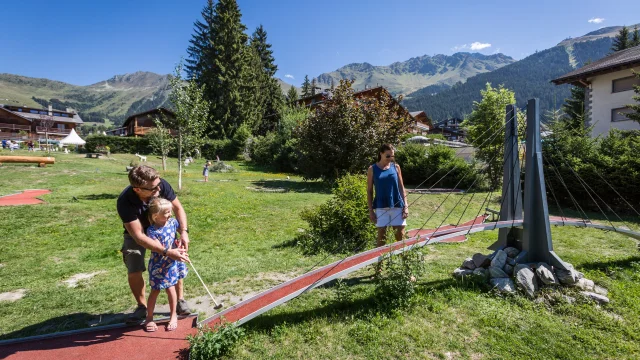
left=188, top=259, right=224, bottom=309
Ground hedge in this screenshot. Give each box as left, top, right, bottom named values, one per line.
left=85, top=135, right=152, bottom=154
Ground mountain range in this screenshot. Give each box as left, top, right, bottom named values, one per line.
left=315, top=52, right=515, bottom=95
left=0, top=24, right=635, bottom=127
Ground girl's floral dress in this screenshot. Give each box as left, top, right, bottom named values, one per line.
left=146, top=218, right=188, bottom=290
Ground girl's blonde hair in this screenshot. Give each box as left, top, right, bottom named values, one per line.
left=148, top=197, right=172, bottom=224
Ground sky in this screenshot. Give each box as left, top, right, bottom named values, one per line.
left=1, top=0, right=639, bottom=87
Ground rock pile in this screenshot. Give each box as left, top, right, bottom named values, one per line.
left=453, top=248, right=609, bottom=304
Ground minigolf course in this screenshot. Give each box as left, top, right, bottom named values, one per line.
left=0, top=189, right=52, bottom=206
left=0, top=216, right=486, bottom=360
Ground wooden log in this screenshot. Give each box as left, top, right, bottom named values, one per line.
left=0, top=156, right=55, bottom=165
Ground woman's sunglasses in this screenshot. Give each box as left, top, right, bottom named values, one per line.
left=385, top=155, right=394, bottom=159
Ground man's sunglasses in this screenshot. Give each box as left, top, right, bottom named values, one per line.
left=137, top=184, right=161, bottom=192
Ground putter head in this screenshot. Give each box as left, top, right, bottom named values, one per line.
left=214, top=303, right=223, bottom=310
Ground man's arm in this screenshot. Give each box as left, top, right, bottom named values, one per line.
left=124, top=220, right=188, bottom=261
left=171, top=197, right=190, bottom=250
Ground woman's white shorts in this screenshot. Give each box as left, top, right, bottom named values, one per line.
left=375, top=207, right=406, bottom=228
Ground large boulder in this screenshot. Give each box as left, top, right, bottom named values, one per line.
left=536, top=263, right=559, bottom=286
left=472, top=253, right=491, bottom=268
left=556, top=267, right=580, bottom=285
left=504, top=247, right=521, bottom=258
left=575, top=278, right=595, bottom=291
left=489, top=266, right=509, bottom=279
left=503, top=264, right=514, bottom=276
left=515, top=265, right=538, bottom=298
left=490, top=278, right=516, bottom=294
left=472, top=267, right=488, bottom=281
left=462, top=257, right=476, bottom=270
left=491, top=250, right=508, bottom=269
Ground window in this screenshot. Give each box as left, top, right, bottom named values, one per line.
left=53, top=113, right=61, bottom=117
left=30, top=109, right=38, bottom=114
left=39, top=111, right=47, bottom=115
left=612, top=76, right=640, bottom=93
left=611, top=107, right=633, bottom=122
left=60, top=113, right=69, bottom=117
left=17, top=108, right=22, bottom=112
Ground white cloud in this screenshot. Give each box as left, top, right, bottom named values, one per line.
left=284, top=74, right=295, bottom=80
left=588, top=17, right=605, bottom=24
left=451, top=44, right=468, bottom=51
left=470, top=42, right=491, bottom=50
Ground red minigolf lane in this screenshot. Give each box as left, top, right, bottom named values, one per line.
left=0, top=316, right=197, bottom=360
left=0, top=189, right=51, bottom=206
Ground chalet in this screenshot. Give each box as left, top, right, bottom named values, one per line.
left=409, top=111, right=432, bottom=135
left=106, top=108, right=175, bottom=137
left=0, top=104, right=83, bottom=140
left=429, top=118, right=466, bottom=141
left=296, top=86, right=417, bottom=130
left=552, top=45, right=640, bottom=137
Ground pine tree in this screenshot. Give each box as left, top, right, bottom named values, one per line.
left=301, top=75, right=311, bottom=97
left=250, top=25, right=284, bottom=135
left=207, top=0, right=250, bottom=139
left=625, top=71, right=640, bottom=124
left=611, top=26, right=630, bottom=52
left=561, top=86, right=586, bottom=132
left=632, top=25, right=640, bottom=47
left=286, top=86, right=298, bottom=106
left=185, top=0, right=215, bottom=80
left=311, top=78, right=317, bottom=95
left=240, top=45, right=264, bottom=132
left=330, top=78, right=335, bottom=90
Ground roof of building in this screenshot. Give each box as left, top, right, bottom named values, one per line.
left=0, top=106, right=83, bottom=124
left=552, top=45, right=640, bottom=85
left=410, top=111, right=425, bottom=117
left=123, top=107, right=175, bottom=127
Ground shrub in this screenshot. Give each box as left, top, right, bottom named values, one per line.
left=85, top=135, right=151, bottom=154
left=374, top=248, right=425, bottom=309
left=187, top=322, right=245, bottom=360
left=395, top=143, right=482, bottom=189
left=200, top=124, right=250, bottom=161
left=297, top=174, right=375, bottom=254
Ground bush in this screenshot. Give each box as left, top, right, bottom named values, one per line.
left=187, top=322, right=245, bottom=360
left=85, top=135, right=151, bottom=154
left=543, top=127, right=640, bottom=213
left=201, top=125, right=250, bottom=161
left=374, top=248, right=425, bottom=309
left=297, top=174, right=375, bottom=254
left=249, top=132, right=299, bottom=172
left=395, top=143, right=482, bottom=189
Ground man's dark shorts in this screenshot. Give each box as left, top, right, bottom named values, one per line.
left=122, top=234, right=146, bottom=273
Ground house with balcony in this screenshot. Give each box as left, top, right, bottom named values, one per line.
left=106, top=108, right=175, bottom=137
left=0, top=104, right=83, bottom=140
left=409, top=111, right=432, bottom=135
left=552, top=45, right=640, bottom=137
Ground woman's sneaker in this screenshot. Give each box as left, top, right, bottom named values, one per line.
left=177, top=299, right=191, bottom=315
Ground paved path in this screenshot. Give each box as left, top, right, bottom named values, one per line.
left=0, top=189, right=51, bottom=206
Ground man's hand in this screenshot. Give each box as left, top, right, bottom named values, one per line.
left=167, top=248, right=189, bottom=262
left=369, top=209, right=377, bottom=224
left=178, top=231, right=190, bottom=251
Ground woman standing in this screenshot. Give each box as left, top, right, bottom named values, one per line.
left=367, top=144, right=408, bottom=247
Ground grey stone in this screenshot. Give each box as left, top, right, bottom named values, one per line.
left=472, top=253, right=491, bottom=268
left=580, top=291, right=610, bottom=304
left=472, top=267, right=488, bottom=280
left=453, top=268, right=473, bottom=278
left=594, top=285, right=608, bottom=296
left=561, top=295, right=576, bottom=304
left=489, top=266, right=509, bottom=279
left=462, top=257, right=476, bottom=270
left=504, top=264, right=514, bottom=276
left=536, top=263, right=559, bottom=286
left=489, top=278, right=516, bottom=294
left=575, top=278, right=595, bottom=291
left=504, top=247, right=520, bottom=258
left=556, top=267, right=579, bottom=285
left=506, top=257, right=516, bottom=266
left=491, top=250, right=508, bottom=269
left=515, top=266, right=538, bottom=298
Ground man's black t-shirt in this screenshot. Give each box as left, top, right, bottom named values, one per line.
left=116, top=178, right=177, bottom=235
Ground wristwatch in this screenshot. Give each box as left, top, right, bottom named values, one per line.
left=182, top=228, right=189, bottom=234
left=162, top=247, right=168, bottom=256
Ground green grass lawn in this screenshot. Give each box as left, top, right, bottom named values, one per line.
left=1, top=149, right=640, bottom=359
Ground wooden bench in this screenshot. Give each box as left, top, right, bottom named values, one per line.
left=0, top=156, right=55, bottom=167
left=85, top=153, right=102, bottom=158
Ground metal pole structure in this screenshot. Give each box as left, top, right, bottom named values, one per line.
left=490, top=104, right=523, bottom=250
left=518, top=98, right=569, bottom=269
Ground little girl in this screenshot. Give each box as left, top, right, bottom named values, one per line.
left=203, top=161, right=211, bottom=182
left=145, top=197, right=188, bottom=332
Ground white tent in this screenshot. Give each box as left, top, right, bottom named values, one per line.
left=59, top=128, right=86, bottom=146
